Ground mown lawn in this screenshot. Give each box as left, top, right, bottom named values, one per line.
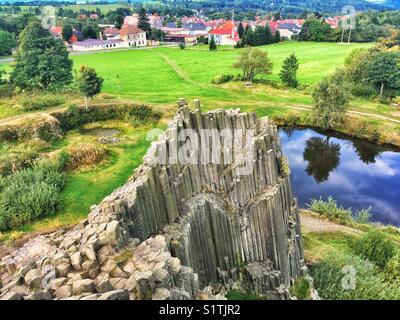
left=72, top=41, right=372, bottom=108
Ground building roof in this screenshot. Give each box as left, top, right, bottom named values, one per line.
left=182, top=22, right=207, bottom=31
left=50, top=26, right=62, bottom=35
left=120, top=24, right=145, bottom=35
left=73, top=39, right=123, bottom=47
left=103, top=27, right=120, bottom=35
left=209, top=21, right=236, bottom=36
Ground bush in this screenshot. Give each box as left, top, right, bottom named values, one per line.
left=278, top=156, right=290, bottom=177
left=0, top=83, right=15, bottom=98
left=18, top=95, right=65, bottom=111
left=290, top=277, right=311, bottom=300
left=67, top=143, right=107, bottom=170
left=210, top=74, right=234, bottom=84
left=179, top=42, right=186, bottom=50
left=0, top=144, right=40, bottom=177
left=127, top=104, right=162, bottom=124
left=307, top=196, right=352, bottom=222
left=352, top=230, right=396, bottom=268
left=354, top=207, right=372, bottom=224
left=350, top=83, right=376, bottom=98
left=384, top=255, right=400, bottom=282
left=310, top=251, right=400, bottom=300
left=0, top=159, right=65, bottom=231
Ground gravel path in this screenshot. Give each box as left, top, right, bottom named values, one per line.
left=300, top=212, right=363, bottom=235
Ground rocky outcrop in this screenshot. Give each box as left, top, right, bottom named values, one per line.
left=0, top=100, right=306, bottom=300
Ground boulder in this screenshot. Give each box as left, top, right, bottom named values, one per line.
left=72, top=279, right=95, bottom=296
left=55, top=285, right=72, bottom=299
left=98, top=290, right=129, bottom=300
left=0, top=291, right=23, bottom=300
left=70, top=252, right=82, bottom=271
left=24, top=269, right=43, bottom=289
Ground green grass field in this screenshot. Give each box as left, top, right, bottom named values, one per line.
left=72, top=42, right=372, bottom=109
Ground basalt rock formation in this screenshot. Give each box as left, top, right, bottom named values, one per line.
left=0, top=100, right=306, bottom=300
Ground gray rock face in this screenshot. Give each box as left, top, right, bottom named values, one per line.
left=0, top=102, right=306, bottom=300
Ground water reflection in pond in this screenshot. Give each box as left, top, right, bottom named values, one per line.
left=279, top=127, right=400, bottom=226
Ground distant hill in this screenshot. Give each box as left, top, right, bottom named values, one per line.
left=0, top=0, right=399, bottom=14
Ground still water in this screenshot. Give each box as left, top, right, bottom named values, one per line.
left=279, top=127, right=400, bottom=226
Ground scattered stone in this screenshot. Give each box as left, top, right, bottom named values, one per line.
left=98, top=290, right=129, bottom=300
left=24, top=269, right=43, bottom=289
left=72, top=279, right=95, bottom=296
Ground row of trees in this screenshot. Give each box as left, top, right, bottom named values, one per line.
left=237, top=23, right=280, bottom=47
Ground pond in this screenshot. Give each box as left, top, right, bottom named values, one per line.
left=279, top=127, right=400, bottom=227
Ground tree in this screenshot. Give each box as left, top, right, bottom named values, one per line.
left=274, top=30, right=281, bottom=43
left=0, top=30, right=16, bottom=56
left=312, top=75, right=350, bottom=128
left=76, top=65, right=103, bottom=110
left=254, top=26, right=266, bottom=46
left=299, top=18, right=332, bottom=42
left=280, top=53, right=299, bottom=88
left=82, top=25, right=97, bottom=39
left=233, top=47, right=273, bottom=83
left=238, top=22, right=244, bottom=39
left=61, top=23, right=73, bottom=42
left=10, top=20, right=73, bottom=90
left=137, top=7, right=152, bottom=37
left=114, top=14, right=124, bottom=29
left=365, top=51, right=400, bottom=97
left=274, top=12, right=281, bottom=21
left=264, top=25, right=273, bottom=44
left=209, top=35, right=217, bottom=51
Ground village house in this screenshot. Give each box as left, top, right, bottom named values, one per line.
left=124, top=13, right=163, bottom=29
left=102, top=27, right=120, bottom=40
left=208, top=21, right=239, bottom=46
left=119, top=24, right=147, bottom=47
left=71, top=39, right=129, bottom=51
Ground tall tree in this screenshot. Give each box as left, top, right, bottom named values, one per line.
left=114, top=14, right=124, bottom=29
left=0, top=30, right=16, bottom=56
left=76, top=65, right=103, bottom=110
left=61, top=23, right=73, bottom=42
left=365, top=51, right=400, bottom=97
left=137, top=7, right=152, bottom=37
left=274, top=30, right=281, bottom=43
left=209, top=35, right=217, bottom=51
left=82, top=25, right=97, bottom=39
left=264, top=25, right=273, bottom=44
left=254, top=26, right=265, bottom=46
left=10, top=20, right=72, bottom=90
left=279, top=53, right=300, bottom=88
left=238, top=22, right=244, bottom=39
left=312, top=75, right=350, bottom=128
left=233, top=47, right=273, bottom=82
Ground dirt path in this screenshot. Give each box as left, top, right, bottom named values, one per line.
left=287, top=105, right=400, bottom=124
left=300, top=212, right=363, bottom=236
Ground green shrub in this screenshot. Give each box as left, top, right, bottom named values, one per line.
left=307, top=196, right=352, bottom=222
left=211, top=74, right=234, bottom=84
left=354, top=207, right=372, bottom=224
left=66, top=143, right=107, bottom=170
left=0, top=83, right=15, bottom=98
left=290, top=277, right=311, bottom=300
left=0, top=159, right=65, bottom=231
left=18, top=95, right=65, bottom=111
left=352, top=230, right=396, bottom=268
left=350, top=83, right=376, bottom=98
left=0, top=145, right=39, bottom=177
left=310, top=251, right=400, bottom=300
left=127, top=104, right=162, bottom=123
left=278, top=156, right=290, bottom=177
left=384, top=254, right=400, bottom=282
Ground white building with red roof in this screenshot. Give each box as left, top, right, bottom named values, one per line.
left=208, top=21, right=239, bottom=46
